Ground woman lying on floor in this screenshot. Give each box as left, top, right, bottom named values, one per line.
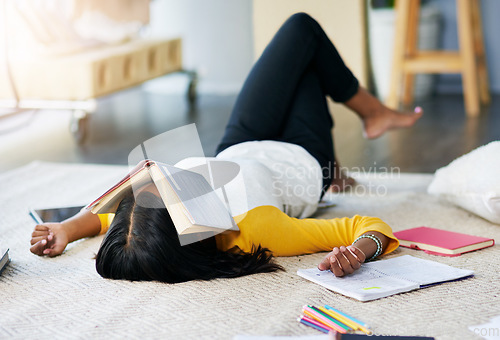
left=30, top=13, right=422, bottom=283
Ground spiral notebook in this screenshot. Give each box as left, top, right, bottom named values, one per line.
left=297, top=255, right=473, bottom=302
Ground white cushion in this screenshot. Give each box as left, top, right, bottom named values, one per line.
left=428, top=141, right=500, bottom=224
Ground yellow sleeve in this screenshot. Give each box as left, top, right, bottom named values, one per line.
left=216, top=205, right=399, bottom=257
left=97, top=213, right=115, bottom=235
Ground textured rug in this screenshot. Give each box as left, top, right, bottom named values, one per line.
left=0, top=162, right=499, bottom=340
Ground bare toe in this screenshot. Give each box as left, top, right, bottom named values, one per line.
left=363, top=106, right=423, bottom=139
left=329, top=176, right=355, bottom=193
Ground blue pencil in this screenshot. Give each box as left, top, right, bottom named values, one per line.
left=324, top=305, right=370, bottom=328
left=297, top=317, right=330, bottom=334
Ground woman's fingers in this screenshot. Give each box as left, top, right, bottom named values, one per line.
left=34, top=224, right=50, bottom=231
left=31, top=230, right=50, bottom=238
left=44, top=243, right=65, bottom=257
left=30, top=233, right=53, bottom=245
left=30, top=223, right=65, bottom=257
left=343, top=247, right=362, bottom=270
left=30, top=239, right=48, bottom=256
left=348, top=245, right=366, bottom=263
left=30, top=234, right=53, bottom=245
left=335, top=246, right=354, bottom=275
left=320, top=245, right=367, bottom=276
left=318, top=251, right=334, bottom=270
left=30, top=236, right=47, bottom=245
left=329, top=250, right=344, bottom=277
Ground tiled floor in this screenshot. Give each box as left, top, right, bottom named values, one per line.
left=0, top=84, right=499, bottom=174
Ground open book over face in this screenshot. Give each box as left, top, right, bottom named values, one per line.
left=86, top=160, right=238, bottom=245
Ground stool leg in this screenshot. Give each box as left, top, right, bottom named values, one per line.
left=387, top=0, right=412, bottom=109
left=457, top=0, right=481, bottom=117
left=402, top=0, right=421, bottom=106
left=472, top=0, right=490, bottom=104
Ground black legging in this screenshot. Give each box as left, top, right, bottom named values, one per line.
left=216, top=12, right=359, bottom=192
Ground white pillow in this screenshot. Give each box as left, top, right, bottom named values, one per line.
left=427, top=141, right=500, bottom=224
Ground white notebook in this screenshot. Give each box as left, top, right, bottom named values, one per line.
left=297, top=255, right=473, bottom=302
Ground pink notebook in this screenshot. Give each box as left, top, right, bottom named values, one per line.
left=394, top=226, right=494, bottom=257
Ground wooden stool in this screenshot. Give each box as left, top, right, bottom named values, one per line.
left=386, top=0, right=490, bottom=117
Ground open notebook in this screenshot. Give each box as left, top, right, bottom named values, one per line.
left=297, top=255, right=473, bottom=302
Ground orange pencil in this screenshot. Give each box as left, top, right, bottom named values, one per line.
left=302, top=306, right=347, bottom=334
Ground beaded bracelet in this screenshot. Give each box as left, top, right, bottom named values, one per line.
left=353, top=234, right=383, bottom=262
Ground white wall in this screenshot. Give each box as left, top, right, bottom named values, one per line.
left=427, top=0, right=500, bottom=93
left=145, top=0, right=500, bottom=95
left=146, top=0, right=254, bottom=94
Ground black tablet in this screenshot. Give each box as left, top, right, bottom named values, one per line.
left=29, top=206, right=85, bottom=224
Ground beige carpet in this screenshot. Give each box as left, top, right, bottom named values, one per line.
left=0, top=161, right=499, bottom=339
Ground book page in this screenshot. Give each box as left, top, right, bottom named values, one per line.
left=297, top=267, right=418, bottom=302
left=148, top=166, right=192, bottom=234
left=157, top=163, right=237, bottom=231
left=90, top=166, right=152, bottom=214
left=365, top=255, right=474, bottom=287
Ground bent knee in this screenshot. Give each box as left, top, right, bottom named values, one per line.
left=285, top=12, right=319, bottom=30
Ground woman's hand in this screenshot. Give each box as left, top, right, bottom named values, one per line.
left=317, top=245, right=366, bottom=277
left=29, top=209, right=102, bottom=257
left=30, top=223, right=69, bottom=257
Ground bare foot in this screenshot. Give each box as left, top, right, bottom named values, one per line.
left=329, top=175, right=355, bottom=193
left=362, top=106, right=423, bottom=139
left=344, top=87, right=423, bottom=139
left=328, top=161, right=355, bottom=193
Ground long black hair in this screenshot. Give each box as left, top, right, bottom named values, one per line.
left=95, top=191, right=283, bottom=283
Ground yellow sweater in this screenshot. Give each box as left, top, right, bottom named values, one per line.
left=98, top=205, right=399, bottom=257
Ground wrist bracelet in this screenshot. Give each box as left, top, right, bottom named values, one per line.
left=353, top=234, right=383, bottom=262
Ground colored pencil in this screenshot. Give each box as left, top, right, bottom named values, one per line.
left=298, top=316, right=330, bottom=334
left=309, top=305, right=352, bottom=331
left=317, top=306, right=359, bottom=331
left=301, top=315, right=334, bottom=332
left=324, top=305, right=372, bottom=335
left=324, top=305, right=369, bottom=327
left=302, top=306, right=348, bottom=334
